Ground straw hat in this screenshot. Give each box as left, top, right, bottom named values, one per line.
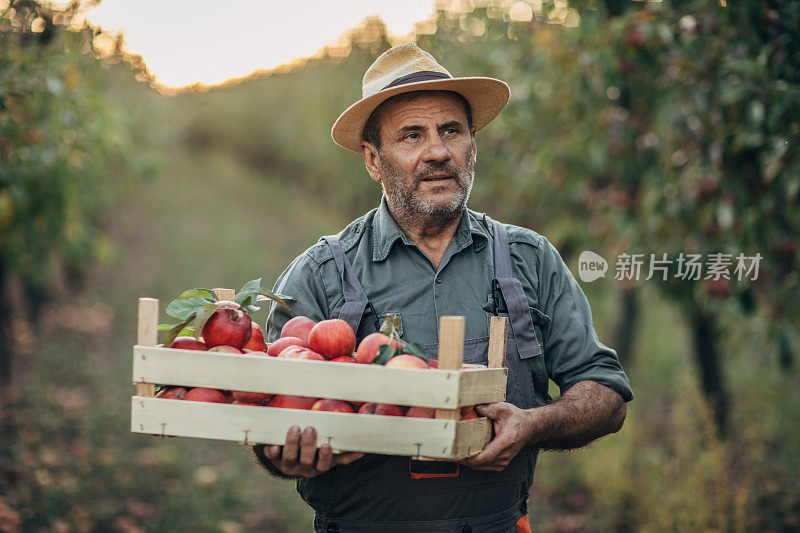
left=331, top=43, right=510, bottom=152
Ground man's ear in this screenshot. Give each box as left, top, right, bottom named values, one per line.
left=361, top=141, right=382, bottom=183
left=470, top=128, right=477, bottom=165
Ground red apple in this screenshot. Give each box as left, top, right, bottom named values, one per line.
left=358, top=402, right=406, bottom=416
left=243, top=350, right=268, bottom=356
left=267, top=395, right=318, bottom=410
left=201, top=300, right=252, bottom=349
left=311, top=399, right=354, bottom=413
left=267, top=336, right=305, bottom=357
left=208, top=345, right=242, bottom=354
left=428, top=358, right=438, bottom=369
left=355, top=332, right=401, bottom=364
left=405, top=406, right=436, bottom=418
left=278, top=346, right=325, bottom=360
left=231, top=390, right=273, bottom=405
left=280, top=316, right=316, bottom=345
left=155, top=386, right=188, bottom=400
left=183, top=387, right=228, bottom=403
left=243, top=322, right=268, bottom=351
left=308, top=319, right=356, bottom=359
left=330, top=355, right=358, bottom=363
left=385, top=354, right=430, bottom=369
left=169, top=336, right=207, bottom=350
left=460, top=406, right=479, bottom=419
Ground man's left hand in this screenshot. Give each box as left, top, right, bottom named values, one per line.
left=460, top=402, right=532, bottom=471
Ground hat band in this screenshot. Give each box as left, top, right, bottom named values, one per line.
left=382, top=70, right=452, bottom=90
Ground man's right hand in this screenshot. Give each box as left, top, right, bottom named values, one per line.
left=262, top=425, right=364, bottom=478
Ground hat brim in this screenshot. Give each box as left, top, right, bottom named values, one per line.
left=331, top=77, right=510, bottom=153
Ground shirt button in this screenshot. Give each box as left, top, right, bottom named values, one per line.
left=435, top=276, right=443, bottom=283
left=461, top=526, right=472, bottom=533
left=326, top=523, right=340, bottom=533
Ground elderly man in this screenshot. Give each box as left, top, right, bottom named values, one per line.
left=252, top=43, right=633, bottom=532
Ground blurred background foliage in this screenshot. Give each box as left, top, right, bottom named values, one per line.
left=1, top=0, right=798, bottom=531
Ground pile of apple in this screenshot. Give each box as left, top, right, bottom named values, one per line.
left=154, top=282, right=477, bottom=419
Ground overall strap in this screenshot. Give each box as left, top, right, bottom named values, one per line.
left=322, top=235, right=371, bottom=334
left=491, top=220, right=543, bottom=360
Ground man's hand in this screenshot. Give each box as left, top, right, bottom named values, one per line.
left=261, top=425, right=364, bottom=478
left=461, top=402, right=533, bottom=471
left=461, top=381, right=628, bottom=471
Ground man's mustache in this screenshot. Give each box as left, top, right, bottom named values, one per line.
left=415, top=162, right=464, bottom=182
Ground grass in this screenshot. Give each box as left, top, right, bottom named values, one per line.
left=5, top=147, right=351, bottom=531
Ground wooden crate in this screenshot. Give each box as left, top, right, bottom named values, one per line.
left=131, top=290, right=509, bottom=460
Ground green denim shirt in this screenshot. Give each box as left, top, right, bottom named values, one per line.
left=266, top=198, right=633, bottom=403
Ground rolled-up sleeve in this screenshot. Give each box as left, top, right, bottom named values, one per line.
left=537, top=238, right=634, bottom=402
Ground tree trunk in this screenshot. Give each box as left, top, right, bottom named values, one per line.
left=689, top=309, right=728, bottom=435
left=0, top=258, right=10, bottom=387
left=613, top=286, right=638, bottom=367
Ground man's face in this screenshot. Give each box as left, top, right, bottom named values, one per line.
left=367, top=92, right=476, bottom=227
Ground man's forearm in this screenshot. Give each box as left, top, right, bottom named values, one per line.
left=525, top=380, right=626, bottom=451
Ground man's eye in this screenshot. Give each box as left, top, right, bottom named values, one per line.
left=405, top=132, right=420, bottom=140
left=444, top=128, right=458, bottom=135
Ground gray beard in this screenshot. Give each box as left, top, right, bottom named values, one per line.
left=380, top=149, right=474, bottom=231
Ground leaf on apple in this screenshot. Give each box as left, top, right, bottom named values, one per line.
left=166, top=296, right=215, bottom=320
left=235, top=278, right=290, bottom=310
left=176, top=288, right=218, bottom=301
left=380, top=314, right=402, bottom=338
left=157, top=323, right=194, bottom=335
left=403, top=341, right=431, bottom=362
left=190, top=303, right=220, bottom=340
left=162, top=317, right=195, bottom=346
left=371, top=344, right=398, bottom=366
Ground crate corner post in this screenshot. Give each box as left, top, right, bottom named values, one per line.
left=435, top=316, right=465, bottom=421
left=135, top=297, right=159, bottom=398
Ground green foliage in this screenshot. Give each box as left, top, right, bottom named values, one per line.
left=0, top=1, right=152, bottom=295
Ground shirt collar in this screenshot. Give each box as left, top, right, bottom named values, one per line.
left=372, top=197, right=491, bottom=262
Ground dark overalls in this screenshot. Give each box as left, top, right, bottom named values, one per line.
left=304, top=220, right=546, bottom=532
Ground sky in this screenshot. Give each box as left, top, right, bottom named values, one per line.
left=78, top=0, right=439, bottom=88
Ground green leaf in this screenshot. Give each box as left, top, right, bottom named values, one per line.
left=176, top=288, right=217, bottom=301
left=165, top=297, right=213, bottom=320
left=234, top=278, right=290, bottom=309
left=380, top=314, right=402, bottom=338
left=250, top=289, right=289, bottom=309
left=241, top=304, right=260, bottom=315
left=371, top=345, right=396, bottom=366
left=237, top=278, right=263, bottom=297
left=158, top=323, right=194, bottom=335
left=191, top=303, right=219, bottom=339
left=163, top=317, right=195, bottom=346
left=403, top=342, right=431, bottom=362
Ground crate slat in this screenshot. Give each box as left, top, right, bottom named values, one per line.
left=131, top=396, right=490, bottom=460
left=133, top=346, right=505, bottom=408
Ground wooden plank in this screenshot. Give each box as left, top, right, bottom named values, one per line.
left=435, top=316, right=464, bottom=420
left=457, top=368, right=507, bottom=406
left=131, top=396, right=479, bottom=459
left=135, top=298, right=159, bottom=397
left=452, top=418, right=493, bottom=458
left=488, top=316, right=508, bottom=369
left=133, top=346, right=464, bottom=408
left=213, top=288, right=236, bottom=301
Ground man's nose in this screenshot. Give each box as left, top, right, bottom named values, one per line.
left=423, top=134, right=450, bottom=163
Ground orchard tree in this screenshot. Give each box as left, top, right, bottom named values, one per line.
left=419, top=0, right=799, bottom=432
